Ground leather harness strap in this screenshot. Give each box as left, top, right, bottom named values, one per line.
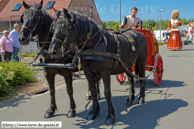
left=80, top=50, right=118, bottom=59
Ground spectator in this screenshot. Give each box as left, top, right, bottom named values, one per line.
left=0, top=30, right=13, bottom=62
left=9, top=23, right=20, bottom=62
left=120, top=7, right=142, bottom=29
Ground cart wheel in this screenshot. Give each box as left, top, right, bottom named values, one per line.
left=116, top=73, right=126, bottom=85
left=153, top=54, right=163, bottom=86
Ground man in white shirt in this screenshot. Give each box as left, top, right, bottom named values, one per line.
left=120, top=7, right=142, bottom=29
left=9, top=24, right=20, bottom=61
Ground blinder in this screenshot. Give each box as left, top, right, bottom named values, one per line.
left=21, top=13, right=44, bottom=41
left=51, top=15, right=76, bottom=47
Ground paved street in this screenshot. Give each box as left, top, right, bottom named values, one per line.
left=0, top=44, right=194, bottom=129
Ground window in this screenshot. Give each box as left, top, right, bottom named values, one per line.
left=90, top=7, right=93, bottom=17
left=45, top=1, right=55, bottom=9
left=12, top=4, right=22, bottom=11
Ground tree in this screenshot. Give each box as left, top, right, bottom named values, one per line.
left=101, top=19, right=194, bottom=31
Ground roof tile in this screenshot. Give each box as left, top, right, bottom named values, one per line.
left=0, top=0, right=72, bottom=21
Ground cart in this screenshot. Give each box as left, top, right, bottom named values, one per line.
left=116, top=26, right=163, bottom=86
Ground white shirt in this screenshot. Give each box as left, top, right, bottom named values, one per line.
left=122, top=15, right=142, bottom=29
left=170, top=19, right=179, bottom=29
left=8, top=30, right=20, bottom=48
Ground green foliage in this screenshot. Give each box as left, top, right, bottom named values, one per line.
left=0, top=62, right=38, bottom=99
left=102, top=19, right=194, bottom=31
left=181, top=18, right=194, bottom=25
left=158, top=41, right=164, bottom=46
left=21, top=52, right=36, bottom=57
left=102, top=21, right=119, bottom=31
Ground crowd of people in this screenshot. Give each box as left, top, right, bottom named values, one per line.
left=0, top=24, right=20, bottom=62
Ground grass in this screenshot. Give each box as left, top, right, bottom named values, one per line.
left=158, top=41, right=164, bottom=46
left=21, top=52, right=36, bottom=57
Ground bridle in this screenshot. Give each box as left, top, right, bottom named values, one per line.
left=21, top=12, right=43, bottom=41
left=21, top=11, right=54, bottom=63
left=62, top=21, right=101, bottom=67
left=51, top=16, right=75, bottom=47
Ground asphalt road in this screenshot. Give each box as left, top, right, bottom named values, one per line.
left=0, top=44, right=194, bottom=129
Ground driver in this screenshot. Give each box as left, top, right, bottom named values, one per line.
left=120, top=7, right=142, bottom=29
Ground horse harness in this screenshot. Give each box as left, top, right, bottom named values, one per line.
left=78, top=30, right=147, bottom=80
left=63, top=23, right=147, bottom=80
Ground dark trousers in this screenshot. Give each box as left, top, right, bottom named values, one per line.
left=1, top=52, right=12, bottom=62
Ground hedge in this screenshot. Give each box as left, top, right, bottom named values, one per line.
left=0, top=62, right=38, bottom=100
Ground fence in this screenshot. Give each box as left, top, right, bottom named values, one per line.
left=20, top=42, right=38, bottom=54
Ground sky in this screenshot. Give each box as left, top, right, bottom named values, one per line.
left=94, top=0, right=194, bottom=22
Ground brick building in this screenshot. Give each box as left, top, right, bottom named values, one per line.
left=0, top=0, right=101, bottom=32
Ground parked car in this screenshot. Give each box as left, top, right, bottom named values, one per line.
left=162, top=31, right=188, bottom=45
left=154, top=30, right=166, bottom=41
left=179, top=30, right=188, bottom=45
left=163, top=32, right=170, bottom=44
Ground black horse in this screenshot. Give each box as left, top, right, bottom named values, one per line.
left=19, top=0, right=100, bottom=119
left=49, top=8, right=148, bottom=125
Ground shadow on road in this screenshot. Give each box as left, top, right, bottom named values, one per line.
left=146, top=79, right=187, bottom=88
left=181, top=49, right=194, bottom=51
left=120, top=79, right=186, bottom=89
left=73, top=96, right=188, bottom=129
left=0, top=95, right=31, bottom=109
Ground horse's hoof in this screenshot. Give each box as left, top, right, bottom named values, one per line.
left=44, top=112, right=54, bottom=118
left=87, top=113, right=97, bottom=120
left=126, top=100, right=133, bottom=106
left=126, top=98, right=133, bottom=106
left=67, top=110, right=76, bottom=118
left=97, top=95, right=101, bottom=100
left=87, top=110, right=99, bottom=120
left=86, top=95, right=92, bottom=100
left=138, top=97, right=145, bottom=104
left=105, top=115, right=115, bottom=125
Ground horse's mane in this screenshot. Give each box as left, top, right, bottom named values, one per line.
left=62, top=9, right=100, bottom=43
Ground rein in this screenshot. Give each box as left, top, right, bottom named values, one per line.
left=63, top=29, right=101, bottom=55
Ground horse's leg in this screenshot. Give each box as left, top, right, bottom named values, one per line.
left=44, top=68, right=57, bottom=118
left=126, top=74, right=135, bottom=106
left=85, top=73, right=100, bottom=120
left=86, top=84, right=92, bottom=100
left=61, top=70, right=76, bottom=118
left=102, top=73, right=115, bottom=125
left=86, top=76, right=100, bottom=100
left=137, top=63, right=146, bottom=104
left=96, top=76, right=101, bottom=100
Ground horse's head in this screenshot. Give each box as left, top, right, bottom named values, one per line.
left=49, top=8, right=76, bottom=55
left=19, top=0, right=43, bottom=45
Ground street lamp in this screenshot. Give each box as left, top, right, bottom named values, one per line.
left=119, top=0, right=121, bottom=26
left=147, top=10, right=150, bottom=27
left=159, top=9, right=165, bottom=42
